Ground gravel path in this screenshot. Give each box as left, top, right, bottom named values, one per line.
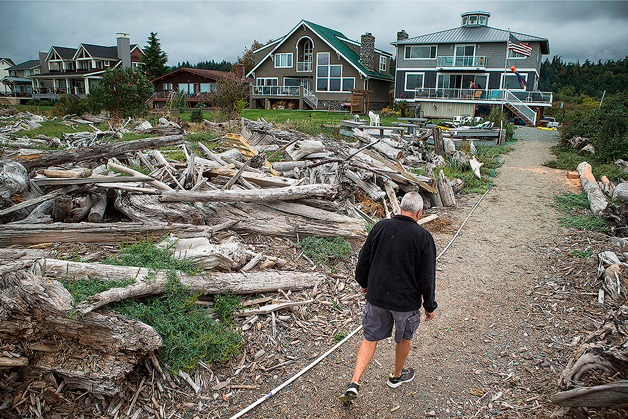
left=231, top=127, right=571, bottom=418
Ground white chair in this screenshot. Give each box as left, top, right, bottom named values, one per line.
left=368, top=111, right=380, bottom=126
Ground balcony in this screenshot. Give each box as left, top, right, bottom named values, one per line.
left=251, top=85, right=301, bottom=97
left=413, top=88, right=553, bottom=104
left=436, top=56, right=487, bottom=69
left=297, top=61, right=313, bottom=72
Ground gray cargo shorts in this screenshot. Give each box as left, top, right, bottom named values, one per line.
left=362, top=302, right=421, bottom=343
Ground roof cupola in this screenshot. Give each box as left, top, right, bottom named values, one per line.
left=461, top=11, right=490, bottom=27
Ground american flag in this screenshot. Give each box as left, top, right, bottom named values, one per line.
left=508, top=33, right=533, bottom=57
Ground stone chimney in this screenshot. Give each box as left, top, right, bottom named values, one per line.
left=360, top=33, right=375, bottom=71
left=39, top=51, right=49, bottom=74
left=116, top=33, right=131, bottom=68
left=231, top=63, right=245, bottom=79
left=397, top=30, right=409, bottom=41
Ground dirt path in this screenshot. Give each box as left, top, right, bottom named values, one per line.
left=238, top=127, right=573, bottom=418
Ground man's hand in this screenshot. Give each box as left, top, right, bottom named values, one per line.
left=424, top=311, right=435, bottom=321
left=361, top=288, right=367, bottom=295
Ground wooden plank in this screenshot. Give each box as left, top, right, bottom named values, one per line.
left=32, top=175, right=154, bottom=187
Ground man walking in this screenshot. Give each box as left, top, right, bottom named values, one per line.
left=340, top=191, right=437, bottom=403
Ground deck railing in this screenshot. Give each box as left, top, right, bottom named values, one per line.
left=436, top=56, right=487, bottom=68
left=297, top=62, right=313, bottom=72
left=413, top=88, right=552, bottom=104
left=251, top=85, right=301, bottom=96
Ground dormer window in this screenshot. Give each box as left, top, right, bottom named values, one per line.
left=469, top=15, right=478, bottom=25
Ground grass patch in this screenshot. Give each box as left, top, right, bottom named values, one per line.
left=439, top=143, right=513, bottom=194
left=297, top=236, right=352, bottom=267
left=18, top=121, right=94, bottom=138
left=103, top=240, right=199, bottom=274
left=61, top=277, right=135, bottom=303
left=571, top=248, right=593, bottom=258
left=544, top=145, right=625, bottom=182
left=334, top=332, right=348, bottom=343
left=553, top=192, right=608, bottom=232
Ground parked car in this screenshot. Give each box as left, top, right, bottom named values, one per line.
left=538, top=117, right=559, bottom=128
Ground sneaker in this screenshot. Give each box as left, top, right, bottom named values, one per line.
left=387, top=368, right=415, bottom=388
left=339, top=382, right=360, bottom=404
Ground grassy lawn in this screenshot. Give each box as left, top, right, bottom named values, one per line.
left=544, top=145, right=625, bottom=182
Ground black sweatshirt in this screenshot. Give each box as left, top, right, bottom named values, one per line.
left=355, top=215, right=437, bottom=312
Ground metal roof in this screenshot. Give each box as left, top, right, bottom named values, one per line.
left=392, top=25, right=549, bottom=54
left=7, top=60, right=40, bottom=71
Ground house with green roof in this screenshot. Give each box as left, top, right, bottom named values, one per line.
left=247, top=20, right=393, bottom=111
left=392, top=11, right=553, bottom=125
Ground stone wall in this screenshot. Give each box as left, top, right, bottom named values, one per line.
left=360, top=33, right=375, bottom=71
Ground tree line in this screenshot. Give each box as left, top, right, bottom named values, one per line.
left=540, top=56, right=628, bottom=100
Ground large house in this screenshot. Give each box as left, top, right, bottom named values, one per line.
left=392, top=11, right=552, bottom=125
left=247, top=20, right=394, bottom=111
left=30, top=33, right=144, bottom=99
left=150, top=65, right=248, bottom=109
left=0, top=58, right=16, bottom=95
left=2, top=60, right=41, bottom=97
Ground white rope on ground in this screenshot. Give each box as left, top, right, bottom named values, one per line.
left=229, top=187, right=492, bottom=419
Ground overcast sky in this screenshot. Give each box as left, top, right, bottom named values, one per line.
left=1, top=0, right=627, bottom=66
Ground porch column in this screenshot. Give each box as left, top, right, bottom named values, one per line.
left=84, top=78, right=90, bottom=95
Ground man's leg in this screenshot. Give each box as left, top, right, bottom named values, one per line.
left=393, top=338, right=411, bottom=377
left=351, top=339, right=378, bottom=383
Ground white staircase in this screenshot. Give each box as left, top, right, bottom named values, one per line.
left=503, top=90, right=537, bottom=126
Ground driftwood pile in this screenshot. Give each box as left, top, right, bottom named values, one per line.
left=576, top=161, right=628, bottom=238
left=550, top=248, right=628, bottom=414
left=0, top=115, right=481, bottom=402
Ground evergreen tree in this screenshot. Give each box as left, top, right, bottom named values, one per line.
left=141, top=32, right=168, bottom=80
left=237, top=40, right=272, bottom=75
left=88, top=67, right=154, bottom=121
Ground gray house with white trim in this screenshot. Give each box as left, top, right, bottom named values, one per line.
left=392, top=11, right=552, bottom=125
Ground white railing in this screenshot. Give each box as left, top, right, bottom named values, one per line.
left=436, top=56, right=487, bottom=68
left=413, top=88, right=552, bottom=104
left=251, top=85, right=301, bottom=96
left=503, top=90, right=536, bottom=125
left=303, top=88, right=318, bottom=109
left=297, top=62, right=312, bottom=72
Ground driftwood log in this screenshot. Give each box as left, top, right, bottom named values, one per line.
left=437, top=171, right=456, bottom=207
left=0, top=262, right=162, bottom=395
left=577, top=161, right=608, bottom=216
left=0, top=221, right=235, bottom=246
left=159, top=183, right=337, bottom=203
left=551, top=381, right=628, bottom=408
left=38, top=258, right=325, bottom=315
left=115, top=193, right=206, bottom=224
left=14, top=135, right=185, bottom=170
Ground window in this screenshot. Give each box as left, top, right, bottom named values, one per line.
left=315, top=52, right=354, bottom=92
left=508, top=50, right=527, bottom=59
left=404, top=46, right=437, bottom=59
left=163, top=83, right=173, bottom=91
left=405, top=73, right=424, bottom=91
left=469, top=15, right=478, bottom=25
left=379, top=56, right=387, bottom=72
left=274, top=53, right=293, bottom=68
left=284, top=78, right=301, bottom=87
left=255, top=78, right=278, bottom=94
left=479, top=15, right=487, bottom=25
left=502, top=74, right=527, bottom=90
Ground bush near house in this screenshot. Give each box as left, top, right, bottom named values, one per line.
left=88, top=67, right=154, bottom=121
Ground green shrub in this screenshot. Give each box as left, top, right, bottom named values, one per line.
left=552, top=192, right=607, bottom=232
left=190, top=109, right=204, bottom=123
left=87, top=67, right=154, bottom=121
left=297, top=236, right=352, bottom=267
left=103, top=240, right=198, bottom=274
left=208, top=78, right=250, bottom=119
left=487, top=108, right=514, bottom=141
left=53, top=95, right=89, bottom=116
left=393, top=100, right=411, bottom=117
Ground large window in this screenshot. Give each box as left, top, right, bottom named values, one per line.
left=405, top=73, right=424, bottom=91
left=508, top=50, right=528, bottom=59
left=404, top=46, right=436, bottom=59
left=274, top=53, right=293, bottom=68
left=316, top=52, right=354, bottom=92
left=379, top=56, right=387, bottom=72
left=502, top=74, right=527, bottom=90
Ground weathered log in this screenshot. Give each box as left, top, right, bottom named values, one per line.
left=437, top=171, right=456, bottom=207
left=32, top=174, right=154, bottom=187
left=353, top=129, right=404, bottom=160
left=344, top=169, right=386, bottom=201
left=235, top=300, right=313, bottom=317
left=577, top=161, right=608, bottom=216
left=284, top=140, right=325, bottom=161
left=115, top=193, right=205, bottom=224
left=383, top=179, right=401, bottom=215
left=42, top=168, right=93, bottom=178
left=159, top=183, right=337, bottom=203
left=87, top=192, right=107, bottom=223
left=0, top=262, right=162, bottom=395
left=551, top=381, right=628, bottom=408
left=204, top=202, right=367, bottom=240
left=360, top=149, right=436, bottom=194
left=65, top=193, right=96, bottom=223
left=170, top=235, right=249, bottom=270
left=612, top=182, right=628, bottom=203
left=108, top=159, right=172, bottom=190
left=0, top=221, right=235, bottom=246
left=206, top=166, right=296, bottom=188
left=9, top=200, right=53, bottom=224
left=0, top=161, right=31, bottom=199
left=38, top=258, right=324, bottom=314
left=14, top=135, right=185, bottom=170
left=432, top=127, right=445, bottom=156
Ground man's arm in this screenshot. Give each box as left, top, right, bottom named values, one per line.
left=417, top=234, right=438, bottom=312
left=354, top=230, right=374, bottom=289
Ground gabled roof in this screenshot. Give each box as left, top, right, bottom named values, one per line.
left=392, top=25, right=549, bottom=54
left=7, top=60, right=40, bottom=71
left=76, top=44, right=119, bottom=60
left=248, top=20, right=394, bottom=81
left=48, top=46, right=78, bottom=60
left=0, top=58, right=16, bottom=66
left=150, top=67, right=242, bottom=83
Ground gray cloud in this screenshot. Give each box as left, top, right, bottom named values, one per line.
left=1, top=0, right=626, bottom=66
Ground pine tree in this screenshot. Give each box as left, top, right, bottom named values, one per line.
left=141, top=32, right=168, bottom=81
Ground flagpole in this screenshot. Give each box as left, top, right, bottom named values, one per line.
left=501, top=28, right=510, bottom=115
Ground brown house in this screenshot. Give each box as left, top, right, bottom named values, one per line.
left=150, top=66, right=248, bottom=108
left=248, top=20, right=394, bottom=111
